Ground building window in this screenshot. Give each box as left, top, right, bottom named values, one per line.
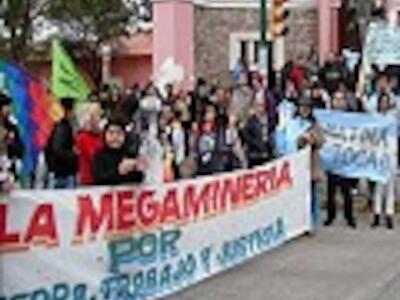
left=229, top=32, right=270, bottom=71
left=254, top=41, right=260, bottom=63
left=240, top=40, right=248, bottom=61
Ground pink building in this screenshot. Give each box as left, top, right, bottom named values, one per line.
left=30, top=0, right=400, bottom=90
left=142, top=0, right=399, bottom=89
left=27, top=32, right=153, bottom=91
left=111, top=33, right=153, bottom=89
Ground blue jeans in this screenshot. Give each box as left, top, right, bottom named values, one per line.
left=53, top=176, right=76, bottom=189
left=311, top=181, right=320, bottom=229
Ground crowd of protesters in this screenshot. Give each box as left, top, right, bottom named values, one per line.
left=1, top=52, right=399, bottom=229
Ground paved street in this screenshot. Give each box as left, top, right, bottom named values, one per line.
left=164, top=214, right=400, bottom=300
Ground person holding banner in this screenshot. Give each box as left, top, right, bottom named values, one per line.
left=195, top=105, right=224, bottom=176
left=93, top=118, right=145, bottom=185
left=222, top=114, right=248, bottom=171
left=371, top=93, right=396, bottom=229
left=325, top=91, right=357, bottom=228
left=310, top=81, right=329, bottom=109
left=363, top=73, right=394, bottom=113
left=275, top=95, right=324, bottom=229
left=242, top=97, right=274, bottom=168
left=296, top=97, right=325, bottom=229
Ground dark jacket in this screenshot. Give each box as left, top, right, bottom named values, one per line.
left=47, top=119, right=77, bottom=177
left=196, top=127, right=224, bottom=176
left=319, top=62, right=345, bottom=95
left=4, top=119, right=23, bottom=160
left=311, top=96, right=327, bottom=109
left=265, top=89, right=279, bottom=133
left=1, top=119, right=23, bottom=178
left=92, top=147, right=144, bottom=185
left=190, top=90, right=210, bottom=124
left=242, top=115, right=272, bottom=167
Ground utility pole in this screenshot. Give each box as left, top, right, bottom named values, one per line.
left=259, top=0, right=269, bottom=78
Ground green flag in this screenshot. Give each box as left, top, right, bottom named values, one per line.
left=52, top=40, right=91, bottom=101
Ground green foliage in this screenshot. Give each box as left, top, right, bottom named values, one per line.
left=46, top=0, right=136, bottom=43
left=0, top=0, right=137, bottom=65
left=46, top=0, right=137, bottom=86
left=0, top=0, right=50, bottom=62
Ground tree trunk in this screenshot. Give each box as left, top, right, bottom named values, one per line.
left=19, top=0, right=32, bottom=63
left=10, top=27, right=20, bottom=63
left=7, top=0, right=31, bottom=64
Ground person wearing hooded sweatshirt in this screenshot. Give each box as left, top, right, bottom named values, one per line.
left=93, top=119, right=144, bottom=185
left=371, top=93, right=396, bottom=229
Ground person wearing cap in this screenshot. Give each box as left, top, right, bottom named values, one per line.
left=46, top=97, right=77, bottom=189
left=92, top=118, right=144, bottom=185
left=276, top=94, right=324, bottom=229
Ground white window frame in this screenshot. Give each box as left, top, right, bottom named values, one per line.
left=229, top=32, right=273, bottom=71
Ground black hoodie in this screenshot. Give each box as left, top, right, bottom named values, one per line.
left=92, top=146, right=144, bottom=186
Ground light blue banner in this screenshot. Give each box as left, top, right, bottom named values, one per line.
left=315, top=110, right=398, bottom=183
left=365, top=22, right=400, bottom=66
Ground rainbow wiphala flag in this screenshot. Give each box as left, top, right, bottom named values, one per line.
left=0, top=60, right=62, bottom=176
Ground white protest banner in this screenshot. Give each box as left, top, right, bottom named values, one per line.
left=364, top=22, right=400, bottom=66
left=316, top=110, right=398, bottom=183
left=1, top=149, right=311, bottom=300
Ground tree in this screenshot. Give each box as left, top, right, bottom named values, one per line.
left=46, top=0, right=138, bottom=86
left=0, top=0, right=141, bottom=86
left=0, top=0, right=51, bottom=63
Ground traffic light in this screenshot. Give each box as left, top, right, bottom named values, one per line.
left=271, top=0, right=290, bottom=38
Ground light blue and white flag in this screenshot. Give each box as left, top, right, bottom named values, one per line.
left=276, top=116, right=312, bottom=155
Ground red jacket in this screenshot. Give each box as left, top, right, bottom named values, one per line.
left=76, top=130, right=103, bottom=185
left=290, top=66, right=306, bottom=91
